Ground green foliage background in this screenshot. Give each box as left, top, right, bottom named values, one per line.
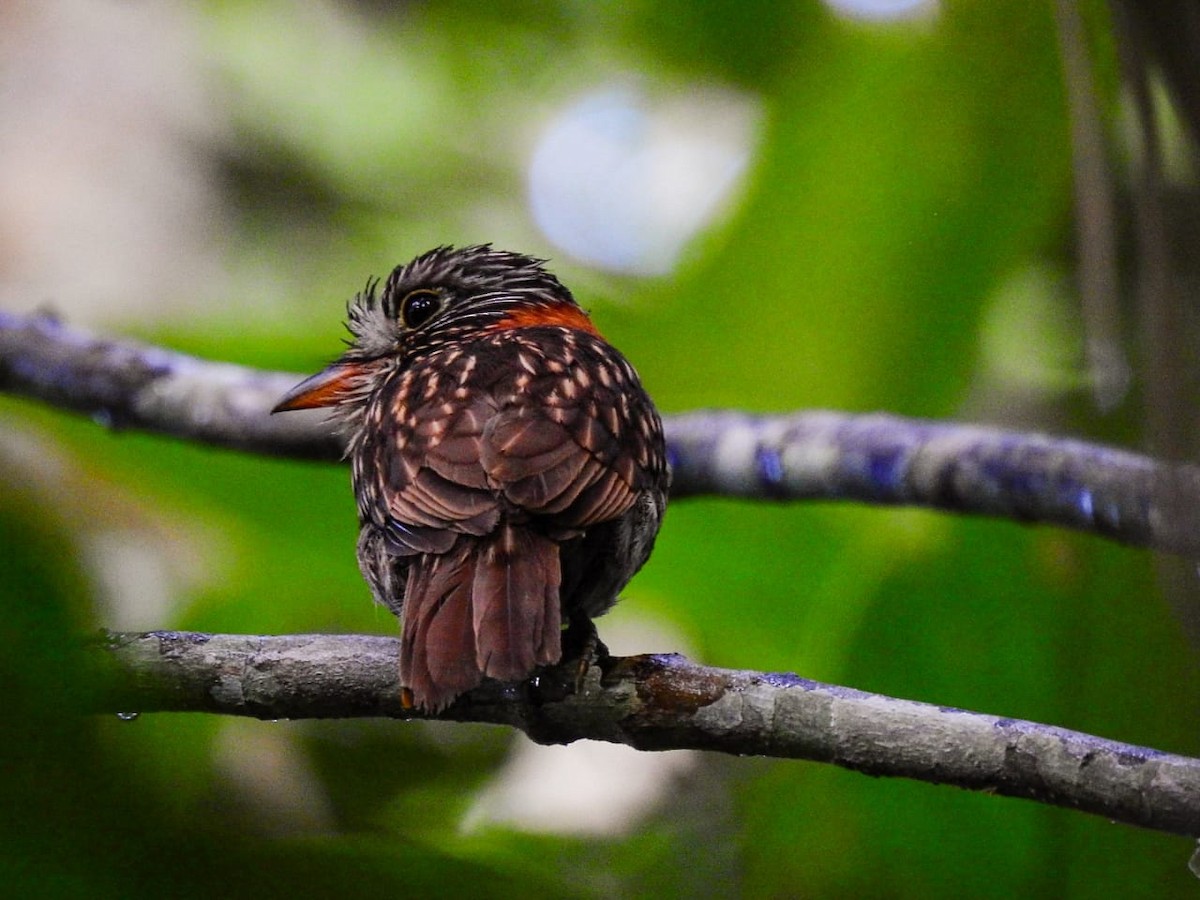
left=2, top=1, right=1198, bottom=896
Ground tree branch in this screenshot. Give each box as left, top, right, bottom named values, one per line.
left=3, top=311, right=1198, bottom=555
left=93, top=631, right=1200, bottom=838
left=0, top=311, right=342, bottom=460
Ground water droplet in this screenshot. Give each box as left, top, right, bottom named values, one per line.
left=115, top=711, right=140, bottom=722
left=92, top=408, right=114, bottom=429
left=1189, top=842, right=1200, bottom=879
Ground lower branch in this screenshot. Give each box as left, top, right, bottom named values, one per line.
left=94, top=631, right=1200, bottom=838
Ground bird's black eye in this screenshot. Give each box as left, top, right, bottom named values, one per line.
left=400, top=289, right=442, bottom=329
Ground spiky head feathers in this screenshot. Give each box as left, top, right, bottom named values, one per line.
left=344, top=245, right=581, bottom=360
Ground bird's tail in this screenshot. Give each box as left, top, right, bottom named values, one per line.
left=400, top=525, right=562, bottom=711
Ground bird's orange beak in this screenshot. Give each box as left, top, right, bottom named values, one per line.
left=271, top=362, right=366, bottom=413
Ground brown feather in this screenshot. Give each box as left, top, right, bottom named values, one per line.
left=481, top=410, right=581, bottom=477
left=397, top=528, right=562, bottom=710
left=471, top=524, right=561, bottom=678
left=399, top=543, right=481, bottom=710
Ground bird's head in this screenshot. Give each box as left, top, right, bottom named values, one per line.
left=272, top=244, right=597, bottom=413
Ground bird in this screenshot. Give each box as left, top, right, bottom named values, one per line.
left=272, top=245, right=669, bottom=710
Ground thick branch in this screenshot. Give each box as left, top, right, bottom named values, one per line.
left=0, top=311, right=342, bottom=459
left=3, top=312, right=1198, bottom=555
left=94, top=631, right=1200, bottom=838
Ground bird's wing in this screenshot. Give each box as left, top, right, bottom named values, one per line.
left=477, top=330, right=661, bottom=528
left=363, top=333, right=662, bottom=554
left=361, top=366, right=501, bottom=555
left=478, top=397, right=640, bottom=528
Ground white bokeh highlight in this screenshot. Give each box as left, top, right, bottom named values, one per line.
left=461, top=614, right=698, bottom=836
left=527, top=86, right=758, bottom=277
left=823, top=0, right=938, bottom=21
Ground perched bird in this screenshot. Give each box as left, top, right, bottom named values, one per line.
left=273, top=245, right=669, bottom=710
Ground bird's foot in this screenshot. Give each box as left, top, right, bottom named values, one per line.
left=526, top=616, right=608, bottom=708
left=561, top=614, right=609, bottom=667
